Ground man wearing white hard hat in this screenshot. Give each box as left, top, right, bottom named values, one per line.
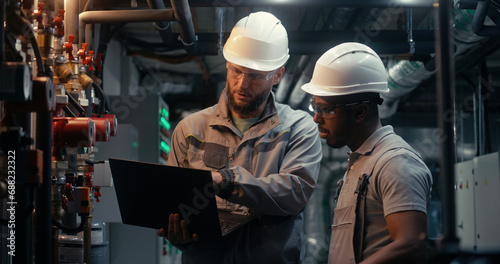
left=301, top=42, right=432, bottom=264
left=158, top=11, right=322, bottom=263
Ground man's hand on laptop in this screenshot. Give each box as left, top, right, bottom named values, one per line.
left=211, top=171, right=223, bottom=194
left=157, top=213, right=199, bottom=244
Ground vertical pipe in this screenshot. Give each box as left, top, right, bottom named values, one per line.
left=170, top=0, right=197, bottom=52
left=84, top=216, right=92, bottom=264
left=65, top=0, right=79, bottom=43
left=34, top=112, right=53, bottom=264
left=51, top=226, right=59, bottom=264
left=478, top=62, right=484, bottom=156
left=435, top=0, right=458, bottom=251
left=1, top=0, right=6, bottom=65
left=147, top=0, right=175, bottom=45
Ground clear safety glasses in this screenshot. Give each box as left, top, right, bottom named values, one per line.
left=226, top=63, right=276, bottom=83
left=310, top=99, right=372, bottom=119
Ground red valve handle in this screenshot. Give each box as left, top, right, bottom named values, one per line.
left=62, top=195, right=69, bottom=211
left=33, top=3, right=45, bottom=30
left=94, top=186, right=102, bottom=202
left=54, top=9, right=65, bottom=37
left=65, top=183, right=74, bottom=201
left=79, top=43, right=88, bottom=64
left=86, top=51, right=94, bottom=71
left=85, top=171, right=93, bottom=188
left=65, top=36, right=75, bottom=60
left=96, top=53, right=103, bottom=72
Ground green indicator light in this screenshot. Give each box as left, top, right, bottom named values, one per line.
left=132, top=141, right=138, bottom=148
left=160, top=141, right=171, bottom=152
left=162, top=108, right=169, bottom=118
left=160, top=117, right=171, bottom=130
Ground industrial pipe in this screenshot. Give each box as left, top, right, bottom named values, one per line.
left=65, top=0, right=79, bottom=42
left=147, top=0, right=175, bottom=45
left=472, top=0, right=500, bottom=36
left=171, top=0, right=197, bottom=53
left=91, top=117, right=110, bottom=142
left=102, top=114, right=118, bottom=136
left=52, top=117, right=95, bottom=148
left=435, top=0, right=459, bottom=252
left=78, top=9, right=176, bottom=47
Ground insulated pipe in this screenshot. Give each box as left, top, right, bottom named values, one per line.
left=147, top=0, right=175, bottom=45
left=170, top=0, right=197, bottom=53
left=78, top=9, right=176, bottom=47
left=472, top=0, right=500, bottom=36
left=65, top=0, right=79, bottom=42
left=380, top=9, right=485, bottom=120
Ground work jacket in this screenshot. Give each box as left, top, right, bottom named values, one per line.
left=167, top=90, right=322, bottom=263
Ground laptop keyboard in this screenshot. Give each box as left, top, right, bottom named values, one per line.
left=220, top=219, right=241, bottom=234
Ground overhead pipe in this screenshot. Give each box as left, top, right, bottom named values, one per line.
left=147, top=0, right=175, bottom=45
left=78, top=9, right=176, bottom=47
left=170, top=0, right=197, bottom=53
left=471, top=0, right=500, bottom=36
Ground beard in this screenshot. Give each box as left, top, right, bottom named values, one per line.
left=227, top=86, right=270, bottom=116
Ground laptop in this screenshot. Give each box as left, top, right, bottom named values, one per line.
left=108, top=158, right=256, bottom=241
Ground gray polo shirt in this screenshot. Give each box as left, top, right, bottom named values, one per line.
left=336, top=125, right=432, bottom=260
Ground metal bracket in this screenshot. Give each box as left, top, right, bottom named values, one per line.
left=407, top=8, right=416, bottom=53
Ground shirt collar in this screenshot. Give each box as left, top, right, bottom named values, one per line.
left=352, top=125, right=395, bottom=155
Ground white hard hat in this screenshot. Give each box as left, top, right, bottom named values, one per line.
left=301, top=42, right=389, bottom=96
left=223, top=11, right=290, bottom=72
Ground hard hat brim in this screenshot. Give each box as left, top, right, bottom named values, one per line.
left=301, top=82, right=390, bottom=96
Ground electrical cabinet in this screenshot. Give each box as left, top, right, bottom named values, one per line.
left=455, top=152, right=500, bottom=252
left=95, top=95, right=180, bottom=264
left=455, top=159, right=475, bottom=251
left=109, top=95, right=171, bottom=164
left=473, top=152, right=500, bottom=252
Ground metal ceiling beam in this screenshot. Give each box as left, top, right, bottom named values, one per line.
left=123, top=30, right=436, bottom=55
left=171, top=0, right=435, bottom=8
left=94, top=0, right=435, bottom=8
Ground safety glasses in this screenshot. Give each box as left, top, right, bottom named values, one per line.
left=226, top=63, right=276, bottom=83
left=310, top=99, right=372, bottom=119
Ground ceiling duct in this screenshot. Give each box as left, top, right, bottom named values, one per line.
left=380, top=8, right=486, bottom=119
